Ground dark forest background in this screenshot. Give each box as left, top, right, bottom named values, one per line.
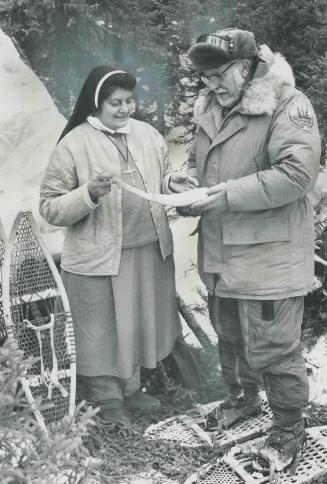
left=1, top=0, right=327, bottom=153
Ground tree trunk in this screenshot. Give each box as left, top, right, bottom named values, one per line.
left=176, top=293, right=213, bottom=350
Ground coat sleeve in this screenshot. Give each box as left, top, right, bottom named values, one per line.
left=226, top=94, right=321, bottom=211
left=39, top=141, right=99, bottom=227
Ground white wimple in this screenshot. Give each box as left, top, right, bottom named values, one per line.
left=23, top=314, right=68, bottom=400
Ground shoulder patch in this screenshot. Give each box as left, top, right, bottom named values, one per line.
left=287, top=95, right=315, bottom=130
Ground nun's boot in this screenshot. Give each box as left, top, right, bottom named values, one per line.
left=83, top=374, right=132, bottom=426
left=122, top=366, right=161, bottom=415
left=125, top=390, right=161, bottom=415
left=97, top=398, right=132, bottom=426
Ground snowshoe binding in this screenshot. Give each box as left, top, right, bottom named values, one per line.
left=205, top=386, right=262, bottom=430
left=253, top=421, right=307, bottom=473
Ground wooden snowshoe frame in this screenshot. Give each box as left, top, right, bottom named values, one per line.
left=2, top=211, right=76, bottom=431
left=184, top=426, right=327, bottom=484
left=0, top=219, right=7, bottom=344
left=145, top=396, right=272, bottom=450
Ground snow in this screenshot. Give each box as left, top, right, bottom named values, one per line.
left=304, top=336, right=327, bottom=405
left=172, top=216, right=217, bottom=346
left=0, top=29, right=65, bottom=254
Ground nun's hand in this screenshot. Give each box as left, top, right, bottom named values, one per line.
left=169, top=171, right=199, bottom=193
left=87, top=172, right=112, bottom=202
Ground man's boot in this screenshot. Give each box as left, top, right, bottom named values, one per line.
left=253, top=421, right=307, bottom=472
left=205, top=384, right=262, bottom=430
left=220, top=384, right=262, bottom=428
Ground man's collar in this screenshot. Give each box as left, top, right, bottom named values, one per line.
left=87, top=115, right=131, bottom=134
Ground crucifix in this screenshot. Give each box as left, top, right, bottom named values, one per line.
left=104, top=133, right=138, bottom=186
left=123, top=165, right=137, bottom=186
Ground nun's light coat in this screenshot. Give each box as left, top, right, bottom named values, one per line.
left=40, top=118, right=174, bottom=275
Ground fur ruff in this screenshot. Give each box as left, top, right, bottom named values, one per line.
left=241, top=53, right=295, bottom=116
left=194, top=52, right=295, bottom=120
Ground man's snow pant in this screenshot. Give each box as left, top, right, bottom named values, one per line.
left=208, top=295, right=309, bottom=426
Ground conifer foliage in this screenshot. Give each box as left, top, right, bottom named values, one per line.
left=0, top=339, right=100, bottom=483
left=1, top=0, right=327, bottom=147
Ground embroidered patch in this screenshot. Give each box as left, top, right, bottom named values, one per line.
left=287, top=95, right=315, bottom=130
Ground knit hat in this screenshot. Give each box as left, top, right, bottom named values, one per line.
left=187, top=28, right=257, bottom=72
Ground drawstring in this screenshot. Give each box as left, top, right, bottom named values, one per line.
left=23, top=314, right=68, bottom=400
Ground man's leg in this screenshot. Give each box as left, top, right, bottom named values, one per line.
left=238, top=297, right=308, bottom=471
left=208, top=294, right=262, bottom=426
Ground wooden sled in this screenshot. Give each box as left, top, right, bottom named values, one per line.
left=2, top=211, right=76, bottom=432
left=184, top=426, right=327, bottom=484
left=145, top=395, right=272, bottom=450
left=0, top=219, right=7, bottom=344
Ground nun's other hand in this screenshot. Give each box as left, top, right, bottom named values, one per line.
left=169, top=172, right=199, bottom=193
left=87, top=172, right=112, bottom=202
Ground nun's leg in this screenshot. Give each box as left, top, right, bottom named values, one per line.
left=122, top=366, right=161, bottom=415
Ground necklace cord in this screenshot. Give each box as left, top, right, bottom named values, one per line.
left=104, top=133, right=132, bottom=166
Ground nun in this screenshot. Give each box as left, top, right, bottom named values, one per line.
left=40, top=65, right=197, bottom=425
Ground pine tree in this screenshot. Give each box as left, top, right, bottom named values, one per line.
left=0, top=339, right=100, bottom=482
left=215, top=0, right=327, bottom=154
left=1, top=0, right=327, bottom=147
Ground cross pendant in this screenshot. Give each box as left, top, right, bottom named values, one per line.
left=123, top=165, right=137, bottom=186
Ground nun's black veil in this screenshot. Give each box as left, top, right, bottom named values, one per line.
left=58, top=65, right=135, bottom=142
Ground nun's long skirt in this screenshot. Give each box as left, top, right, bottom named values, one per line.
left=61, top=242, right=181, bottom=379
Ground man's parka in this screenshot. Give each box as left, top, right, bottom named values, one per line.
left=188, top=50, right=321, bottom=299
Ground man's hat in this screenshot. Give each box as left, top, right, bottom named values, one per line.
left=187, top=28, right=257, bottom=72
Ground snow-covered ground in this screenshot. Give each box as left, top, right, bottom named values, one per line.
left=304, top=336, right=327, bottom=405
left=0, top=28, right=326, bottom=405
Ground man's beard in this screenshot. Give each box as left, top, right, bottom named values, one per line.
left=215, top=71, right=246, bottom=109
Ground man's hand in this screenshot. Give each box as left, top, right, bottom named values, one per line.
left=169, top=171, right=199, bottom=193
left=189, top=182, right=228, bottom=216
left=87, top=172, right=112, bottom=203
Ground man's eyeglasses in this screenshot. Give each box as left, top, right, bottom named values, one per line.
left=200, top=61, right=238, bottom=85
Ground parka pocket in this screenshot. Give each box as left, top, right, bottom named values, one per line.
left=220, top=215, right=291, bottom=293
left=223, top=216, right=290, bottom=245
left=239, top=298, right=303, bottom=371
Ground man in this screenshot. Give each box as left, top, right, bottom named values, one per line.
left=184, top=28, right=321, bottom=472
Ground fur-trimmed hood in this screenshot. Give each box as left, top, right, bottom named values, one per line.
left=193, top=45, right=295, bottom=122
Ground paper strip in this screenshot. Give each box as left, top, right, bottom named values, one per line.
left=113, top=177, right=208, bottom=207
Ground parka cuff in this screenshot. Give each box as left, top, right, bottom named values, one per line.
left=227, top=176, right=267, bottom=211
left=162, top=172, right=175, bottom=194
left=226, top=179, right=243, bottom=211
left=82, top=183, right=100, bottom=209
